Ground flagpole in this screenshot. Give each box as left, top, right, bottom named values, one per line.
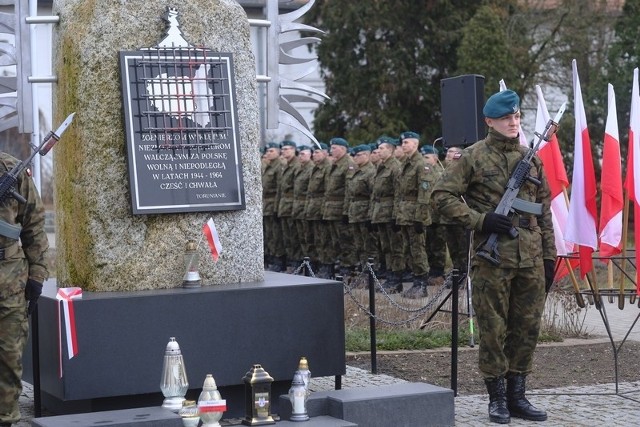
left=562, top=187, right=585, bottom=307
left=618, top=194, right=631, bottom=309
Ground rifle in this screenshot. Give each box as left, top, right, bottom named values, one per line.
left=0, top=113, right=75, bottom=204
left=476, top=103, right=566, bottom=266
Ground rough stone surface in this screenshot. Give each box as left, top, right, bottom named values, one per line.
left=52, top=0, right=263, bottom=291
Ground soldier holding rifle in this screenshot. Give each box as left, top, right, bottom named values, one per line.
left=432, top=90, right=556, bottom=424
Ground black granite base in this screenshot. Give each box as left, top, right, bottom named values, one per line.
left=23, top=272, right=346, bottom=418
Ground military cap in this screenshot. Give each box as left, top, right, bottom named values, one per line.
left=400, top=131, right=420, bottom=141
left=351, top=144, right=372, bottom=155
left=420, top=145, right=439, bottom=155
left=368, top=142, right=379, bottom=151
left=265, top=141, right=281, bottom=150
left=330, top=137, right=349, bottom=147
left=483, top=90, right=520, bottom=118
left=313, top=142, right=329, bottom=151
left=376, top=135, right=397, bottom=147
left=298, top=145, right=312, bottom=152
left=259, top=146, right=266, bottom=155
left=281, top=140, right=297, bottom=148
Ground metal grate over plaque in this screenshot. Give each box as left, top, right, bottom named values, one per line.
left=120, top=46, right=245, bottom=214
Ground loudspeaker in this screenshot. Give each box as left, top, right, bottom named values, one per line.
left=440, top=74, right=486, bottom=148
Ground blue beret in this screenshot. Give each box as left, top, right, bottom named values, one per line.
left=351, top=144, right=372, bottom=155
left=400, top=131, right=420, bottom=141
left=330, top=137, right=349, bottom=148
left=368, top=142, right=379, bottom=151
left=259, top=146, right=266, bottom=154
left=314, top=142, right=329, bottom=151
left=265, top=142, right=280, bottom=149
left=483, top=90, right=520, bottom=118
left=298, top=145, right=312, bottom=152
left=281, top=140, right=297, bottom=148
left=420, top=145, right=439, bottom=155
left=376, top=135, right=397, bottom=147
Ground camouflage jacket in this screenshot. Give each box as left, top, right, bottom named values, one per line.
left=369, top=156, right=401, bottom=224
left=261, top=159, right=280, bottom=216
left=322, top=154, right=354, bottom=221
left=394, top=150, right=432, bottom=226
left=304, top=158, right=330, bottom=220
left=431, top=129, right=556, bottom=268
left=277, top=156, right=299, bottom=218
left=292, top=161, right=314, bottom=220
left=427, top=163, right=445, bottom=223
left=416, top=162, right=441, bottom=226
left=345, top=161, right=375, bottom=223
left=0, top=152, right=49, bottom=298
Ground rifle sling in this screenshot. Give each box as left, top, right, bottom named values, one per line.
left=0, top=219, right=21, bottom=240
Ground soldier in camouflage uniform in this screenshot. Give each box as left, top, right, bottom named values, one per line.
left=323, top=137, right=356, bottom=276
left=370, top=136, right=404, bottom=292
left=261, top=142, right=282, bottom=270
left=431, top=90, right=556, bottom=424
left=345, top=144, right=376, bottom=267
left=292, top=146, right=314, bottom=263
left=305, top=143, right=331, bottom=276
left=276, top=140, right=300, bottom=272
left=421, top=145, right=447, bottom=286
left=0, top=152, right=49, bottom=426
left=394, top=131, right=433, bottom=298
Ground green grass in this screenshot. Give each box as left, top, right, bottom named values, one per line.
left=346, top=327, right=563, bottom=352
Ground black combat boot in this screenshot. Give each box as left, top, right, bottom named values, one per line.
left=484, top=377, right=510, bottom=424
left=506, top=374, right=547, bottom=421
left=379, top=271, right=402, bottom=293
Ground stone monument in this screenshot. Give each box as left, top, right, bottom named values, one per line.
left=52, top=0, right=262, bottom=291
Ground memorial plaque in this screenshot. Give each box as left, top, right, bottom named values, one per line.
left=119, top=10, right=245, bottom=214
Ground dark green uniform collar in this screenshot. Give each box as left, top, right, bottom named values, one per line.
left=486, top=128, right=521, bottom=152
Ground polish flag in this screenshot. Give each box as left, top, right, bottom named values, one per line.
left=203, top=218, right=222, bottom=262
left=625, top=68, right=640, bottom=293
left=499, top=79, right=529, bottom=147
left=565, top=59, right=598, bottom=278
left=535, top=85, right=574, bottom=266
left=599, top=84, right=623, bottom=258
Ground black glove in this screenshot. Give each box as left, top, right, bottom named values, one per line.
left=481, top=212, right=512, bottom=234
left=341, top=215, right=350, bottom=225
left=413, top=221, right=424, bottom=234
left=25, top=278, right=43, bottom=315
left=391, top=222, right=401, bottom=233
left=544, top=259, right=555, bottom=292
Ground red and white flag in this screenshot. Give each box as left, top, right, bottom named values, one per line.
left=56, top=287, right=82, bottom=377
left=203, top=218, right=222, bottom=262
left=599, top=83, right=624, bottom=258
left=499, top=79, right=529, bottom=147
left=535, top=86, right=573, bottom=260
left=626, top=68, right=640, bottom=293
left=565, top=59, right=598, bottom=278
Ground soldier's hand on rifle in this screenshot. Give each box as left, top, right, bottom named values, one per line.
left=25, top=278, right=43, bottom=315
left=482, top=212, right=512, bottom=235
left=413, top=221, right=424, bottom=234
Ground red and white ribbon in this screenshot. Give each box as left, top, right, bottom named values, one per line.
left=56, top=287, right=82, bottom=377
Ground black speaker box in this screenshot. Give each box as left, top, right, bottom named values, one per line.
left=440, top=74, right=486, bottom=148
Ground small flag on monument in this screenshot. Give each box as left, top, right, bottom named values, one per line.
left=203, top=218, right=222, bottom=262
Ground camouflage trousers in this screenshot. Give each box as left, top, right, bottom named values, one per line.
left=0, top=292, right=29, bottom=424
left=400, top=225, right=428, bottom=277
left=280, top=216, right=300, bottom=263
left=352, top=222, right=378, bottom=266
left=264, top=215, right=284, bottom=258
left=426, top=224, right=447, bottom=277
left=471, top=263, right=546, bottom=379
left=328, top=220, right=356, bottom=267
left=310, top=221, right=332, bottom=265
left=377, top=223, right=405, bottom=273
left=445, top=224, right=469, bottom=273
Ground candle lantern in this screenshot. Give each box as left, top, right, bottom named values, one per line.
left=288, top=372, right=309, bottom=422
left=296, top=357, right=311, bottom=394
left=182, top=240, right=202, bottom=288
left=242, top=364, right=275, bottom=426
left=178, top=400, right=200, bottom=427
left=159, top=337, right=189, bottom=412
left=198, top=374, right=226, bottom=427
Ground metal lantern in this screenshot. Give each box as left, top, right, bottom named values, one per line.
left=182, top=240, right=202, bottom=288
left=242, top=364, right=275, bottom=426
left=160, top=337, right=189, bottom=412
left=296, top=357, right=311, bottom=394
